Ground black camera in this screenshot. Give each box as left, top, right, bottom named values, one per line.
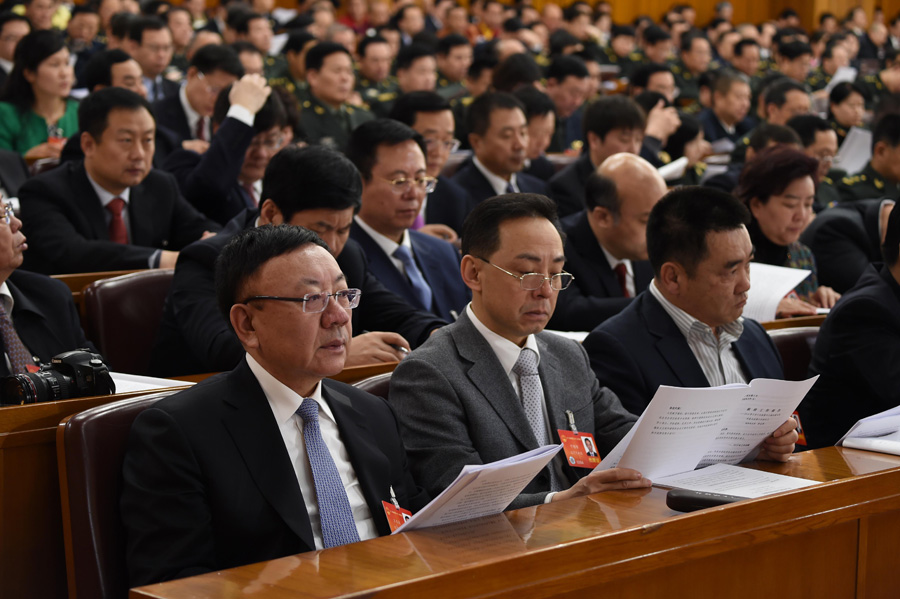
left=1, top=349, right=116, bottom=406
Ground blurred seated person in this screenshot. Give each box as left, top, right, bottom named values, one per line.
left=162, top=74, right=288, bottom=225
left=18, top=88, right=220, bottom=274
left=703, top=123, right=801, bottom=193
left=629, top=63, right=676, bottom=104
left=698, top=69, right=754, bottom=144
left=0, top=30, right=77, bottom=160
left=800, top=206, right=900, bottom=448
left=735, top=146, right=841, bottom=314
left=0, top=14, right=30, bottom=90
left=838, top=113, right=900, bottom=203
left=514, top=86, right=557, bottom=182
left=827, top=82, right=866, bottom=146
left=662, top=112, right=712, bottom=185
left=786, top=114, right=842, bottom=209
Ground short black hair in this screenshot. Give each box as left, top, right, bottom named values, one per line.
left=819, top=11, right=836, bottom=25
left=872, top=113, right=900, bottom=152
left=82, top=49, right=133, bottom=91
left=546, top=54, right=589, bottom=82
left=549, top=29, right=581, bottom=56
left=630, top=62, right=671, bottom=89
left=786, top=114, right=832, bottom=148
left=437, top=33, right=469, bottom=55
left=634, top=90, right=669, bottom=114
left=215, top=224, right=331, bottom=320
left=234, top=11, right=266, bottom=35
left=230, top=40, right=263, bottom=57
left=513, top=86, right=555, bottom=120
left=646, top=186, right=751, bottom=277
left=466, top=91, right=526, bottom=137
left=467, top=55, right=497, bottom=80
left=110, top=12, right=139, bottom=40
left=396, top=42, right=436, bottom=71
left=829, top=81, right=866, bottom=107
left=711, top=69, right=748, bottom=96
left=70, top=5, right=100, bottom=18
left=610, top=24, right=636, bottom=39
left=764, top=78, right=807, bottom=108
left=583, top=172, right=619, bottom=214
left=733, top=38, right=759, bottom=57
left=345, top=118, right=426, bottom=181
left=778, top=39, right=812, bottom=60
left=747, top=122, right=801, bottom=151
left=680, top=32, right=708, bottom=53
left=261, top=145, right=362, bottom=220
left=212, top=82, right=286, bottom=132
left=78, top=86, right=154, bottom=140
left=0, top=12, right=29, bottom=34
left=583, top=96, right=646, bottom=141
left=388, top=91, right=450, bottom=126
left=305, top=41, right=351, bottom=72
left=461, top=193, right=564, bottom=258
left=282, top=30, right=316, bottom=55
left=189, top=43, right=244, bottom=77
left=128, top=16, right=167, bottom=44
left=643, top=24, right=671, bottom=45
left=491, top=52, right=542, bottom=92
left=357, top=34, right=388, bottom=58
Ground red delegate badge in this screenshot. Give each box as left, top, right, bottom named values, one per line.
left=558, top=430, right=601, bottom=468
left=382, top=501, right=412, bottom=532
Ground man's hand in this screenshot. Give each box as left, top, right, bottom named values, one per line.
left=644, top=100, right=681, bottom=142
left=228, top=74, right=271, bottom=114
left=810, top=285, right=840, bottom=309
left=158, top=250, right=179, bottom=269
left=182, top=139, right=210, bottom=154
left=418, top=223, right=458, bottom=243
left=775, top=296, right=818, bottom=318
left=201, top=230, right=217, bottom=240
left=346, top=331, right=410, bottom=366
left=550, top=468, right=650, bottom=503
left=757, top=418, right=799, bottom=462
left=24, top=141, right=63, bottom=161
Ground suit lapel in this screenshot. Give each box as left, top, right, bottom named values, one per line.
left=350, top=225, right=421, bottom=309
left=220, top=362, right=316, bottom=549
left=569, top=215, right=622, bottom=297
left=72, top=164, right=112, bottom=240
left=128, top=180, right=157, bottom=247
left=409, top=233, right=448, bottom=317
left=642, top=293, right=710, bottom=387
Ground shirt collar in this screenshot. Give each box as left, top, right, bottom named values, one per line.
left=179, top=83, right=202, bottom=135
left=245, top=353, right=336, bottom=426
left=599, top=243, right=631, bottom=274
left=0, top=58, right=12, bottom=75
left=354, top=215, right=412, bottom=257
left=649, top=279, right=744, bottom=342
left=0, top=281, right=13, bottom=314
left=472, top=156, right=518, bottom=197
left=85, top=170, right=131, bottom=206
left=466, top=303, right=540, bottom=376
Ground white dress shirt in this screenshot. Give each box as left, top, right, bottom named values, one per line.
left=354, top=215, right=415, bottom=275
left=472, top=156, right=519, bottom=196
left=246, top=353, right=378, bottom=549
left=179, top=84, right=207, bottom=141
left=600, top=244, right=635, bottom=297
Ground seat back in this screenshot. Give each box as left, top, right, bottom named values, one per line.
left=767, top=327, right=819, bottom=381
left=57, top=390, right=179, bottom=599
left=353, top=372, right=393, bottom=400
left=83, top=270, right=174, bottom=374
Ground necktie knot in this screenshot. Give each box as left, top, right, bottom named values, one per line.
left=505, top=181, right=516, bottom=194
left=297, top=396, right=319, bottom=423
left=512, top=348, right=539, bottom=378
left=107, top=197, right=125, bottom=216
left=0, top=303, right=32, bottom=374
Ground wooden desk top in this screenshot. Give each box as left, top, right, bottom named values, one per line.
left=131, top=447, right=900, bottom=599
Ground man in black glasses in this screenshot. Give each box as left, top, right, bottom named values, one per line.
left=122, top=224, right=429, bottom=586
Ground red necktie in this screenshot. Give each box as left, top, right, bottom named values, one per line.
left=107, top=197, right=128, bottom=244
left=195, top=116, right=207, bottom=141
left=241, top=182, right=258, bottom=207
left=614, top=263, right=630, bottom=298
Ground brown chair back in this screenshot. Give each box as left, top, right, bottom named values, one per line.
left=353, top=372, right=393, bottom=400
left=57, top=390, right=179, bottom=599
left=767, top=327, right=819, bottom=381
left=83, top=270, right=174, bottom=374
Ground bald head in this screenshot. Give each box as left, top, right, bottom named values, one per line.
left=586, top=153, right=667, bottom=261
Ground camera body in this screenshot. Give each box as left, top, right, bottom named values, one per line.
left=1, top=349, right=116, bottom=406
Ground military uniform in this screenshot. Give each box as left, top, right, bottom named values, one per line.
left=356, top=74, right=399, bottom=107
left=670, top=59, right=701, bottom=112
left=298, top=93, right=375, bottom=151
left=436, top=71, right=467, bottom=101
left=818, top=172, right=844, bottom=209
left=267, top=65, right=310, bottom=108
left=828, top=118, right=850, bottom=147
left=599, top=46, right=638, bottom=79
left=855, top=72, right=889, bottom=110
left=451, top=94, right=474, bottom=149
left=838, top=162, right=900, bottom=202
left=263, top=54, right=288, bottom=81
left=806, top=67, right=831, bottom=92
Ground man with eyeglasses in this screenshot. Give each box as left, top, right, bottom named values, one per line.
left=127, top=17, right=178, bottom=103
left=389, top=91, right=475, bottom=237
left=346, top=119, right=469, bottom=322
left=152, top=44, right=244, bottom=154
left=123, top=224, right=429, bottom=586
left=390, top=193, right=653, bottom=509
left=162, top=74, right=288, bottom=225
left=786, top=114, right=841, bottom=211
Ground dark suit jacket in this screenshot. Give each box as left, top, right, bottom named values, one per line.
left=150, top=209, right=446, bottom=376
left=801, top=265, right=900, bottom=448
left=151, top=94, right=191, bottom=145
left=450, top=159, right=548, bottom=206
left=17, top=161, right=219, bottom=274
left=389, top=311, right=636, bottom=509
left=161, top=117, right=256, bottom=225
left=697, top=108, right=755, bottom=144
left=523, top=155, right=556, bottom=181
left=549, top=211, right=653, bottom=331
left=349, top=223, right=469, bottom=322
left=121, top=359, right=429, bottom=586
left=0, top=148, right=28, bottom=197
left=424, top=175, right=475, bottom=235
left=799, top=199, right=885, bottom=294
left=583, top=290, right=785, bottom=416
left=547, top=153, right=594, bottom=218
left=0, top=269, right=96, bottom=375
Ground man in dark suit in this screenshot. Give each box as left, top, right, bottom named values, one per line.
left=162, top=73, right=287, bottom=224
left=127, top=17, right=180, bottom=103
left=547, top=96, right=646, bottom=218
left=389, top=91, right=475, bottom=237
left=800, top=199, right=893, bottom=293
left=18, top=88, right=219, bottom=275
left=549, top=154, right=663, bottom=331
left=697, top=69, right=754, bottom=144
left=800, top=207, right=900, bottom=448
left=0, top=14, right=28, bottom=92
left=122, top=225, right=429, bottom=586
left=451, top=92, right=548, bottom=205
left=151, top=145, right=446, bottom=376
left=583, top=187, right=785, bottom=416
left=346, top=119, right=469, bottom=322
left=0, top=148, right=28, bottom=198
left=151, top=44, right=244, bottom=149
left=390, top=193, right=797, bottom=509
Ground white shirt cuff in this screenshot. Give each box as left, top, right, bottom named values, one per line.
left=226, top=104, right=255, bottom=127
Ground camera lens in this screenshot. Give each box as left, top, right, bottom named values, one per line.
left=1, top=371, right=72, bottom=405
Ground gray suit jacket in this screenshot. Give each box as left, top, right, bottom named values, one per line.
left=388, top=311, right=636, bottom=509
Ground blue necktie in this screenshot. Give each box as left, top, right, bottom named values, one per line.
left=296, top=398, right=360, bottom=549
left=505, top=181, right=516, bottom=194
left=393, top=245, right=433, bottom=311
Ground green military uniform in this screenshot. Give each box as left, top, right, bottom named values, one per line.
left=263, top=54, right=288, bottom=81
left=838, top=162, right=900, bottom=202
left=806, top=67, right=831, bottom=92
left=828, top=118, right=849, bottom=147
left=818, top=172, right=844, bottom=209
left=355, top=74, right=398, bottom=107
left=669, top=59, right=701, bottom=112
left=298, top=93, right=375, bottom=152
left=855, top=72, right=889, bottom=111
left=598, top=46, right=635, bottom=78
left=267, top=64, right=310, bottom=108
left=436, top=71, right=467, bottom=101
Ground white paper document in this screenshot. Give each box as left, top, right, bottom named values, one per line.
left=657, top=156, right=689, bottom=181
left=393, top=444, right=563, bottom=534
left=833, top=127, right=873, bottom=174
left=110, top=373, right=193, bottom=394
left=653, top=463, right=818, bottom=498
left=838, top=405, right=900, bottom=456
left=745, top=263, right=812, bottom=322
left=594, top=377, right=818, bottom=481
left=824, top=66, right=858, bottom=94
left=709, top=138, right=736, bottom=155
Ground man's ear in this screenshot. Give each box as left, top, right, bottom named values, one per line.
left=80, top=131, right=96, bottom=156
left=230, top=303, right=259, bottom=349
left=589, top=205, right=615, bottom=229
left=258, top=199, right=284, bottom=225
left=657, top=261, right=684, bottom=295
left=460, top=254, right=482, bottom=292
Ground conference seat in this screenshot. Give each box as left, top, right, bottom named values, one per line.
left=83, top=269, right=174, bottom=375
left=353, top=371, right=393, bottom=400
left=767, top=326, right=819, bottom=381
left=56, top=390, right=181, bottom=599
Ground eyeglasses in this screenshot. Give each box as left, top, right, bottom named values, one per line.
left=241, top=288, right=362, bottom=313
left=475, top=257, right=574, bottom=291
left=0, top=203, right=13, bottom=225
left=248, top=135, right=284, bottom=151
left=197, top=71, right=226, bottom=96
left=144, top=43, right=174, bottom=54
left=424, top=138, right=461, bottom=153
left=379, top=175, right=437, bottom=194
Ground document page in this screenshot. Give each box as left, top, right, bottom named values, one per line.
left=837, top=404, right=900, bottom=445
left=745, top=263, right=812, bottom=322
left=653, top=463, right=818, bottom=498
left=394, top=445, right=563, bottom=533
left=833, top=127, right=873, bottom=174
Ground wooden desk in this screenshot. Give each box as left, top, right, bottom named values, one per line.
left=0, top=388, right=189, bottom=599
left=131, top=447, right=900, bottom=598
